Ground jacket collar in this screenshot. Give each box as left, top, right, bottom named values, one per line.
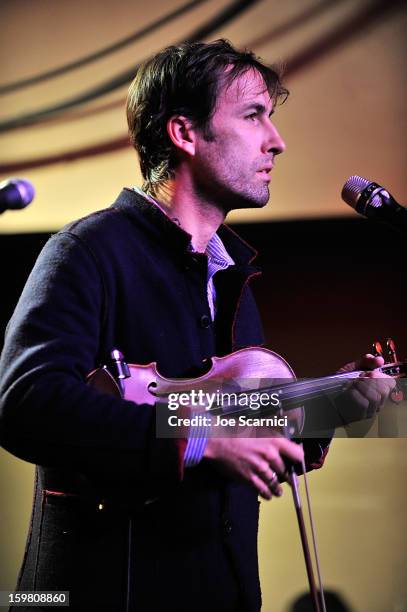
left=112, top=188, right=259, bottom=267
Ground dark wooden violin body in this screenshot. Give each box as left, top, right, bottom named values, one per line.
left=87, top=346, right=309, bottom=435
left=87, top=344, right=405, bottom=434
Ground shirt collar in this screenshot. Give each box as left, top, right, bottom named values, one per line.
left=118, top=187, right=258, bottom=267
left=132, top=186, right=234, bottom=267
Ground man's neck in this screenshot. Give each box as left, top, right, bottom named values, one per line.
left=150, top=179, right=225, bottom=253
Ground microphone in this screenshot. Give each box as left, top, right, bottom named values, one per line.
left=0, top=177, right=35, bottom=214
left=341, top=175, right=407, bottom=234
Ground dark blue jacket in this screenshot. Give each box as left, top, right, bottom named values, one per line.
left=0, top=189, right=326, bottom=611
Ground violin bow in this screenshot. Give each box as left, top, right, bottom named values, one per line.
left=285, top=336, right=404, bottom=612
left=281, top=404, right=326, bottom=612
left=288, top=457, right=326, bottom=612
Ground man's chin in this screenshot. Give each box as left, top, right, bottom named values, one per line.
left=231, top=188, right=270, bottom=211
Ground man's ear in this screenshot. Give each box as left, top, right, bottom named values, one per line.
left=166, top=115, right=196, bottom=158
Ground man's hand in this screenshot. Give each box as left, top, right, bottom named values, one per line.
left=336, top=353, right=395, bottom=425
left=203, top=437, right=304, bottom=500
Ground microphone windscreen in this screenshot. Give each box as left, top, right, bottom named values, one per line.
left=14, top=178, right=35, bottom=207
left=341, top=175, right=370, bottom=210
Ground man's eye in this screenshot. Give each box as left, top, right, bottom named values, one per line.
left=246, top=113, right=258, bottom=122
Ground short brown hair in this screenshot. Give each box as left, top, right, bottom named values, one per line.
left=126, top=39, right=288, bottom=195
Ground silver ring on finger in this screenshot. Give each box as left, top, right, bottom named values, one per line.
left=269, top=472, right=278, bottom=487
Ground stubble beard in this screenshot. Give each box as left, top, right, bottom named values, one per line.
left=196, top=134, right=271, bottom=212
left=216, top=167, right=271, bottom=212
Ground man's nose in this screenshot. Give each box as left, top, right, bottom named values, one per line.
left=264, top=121, right=286, bottom=156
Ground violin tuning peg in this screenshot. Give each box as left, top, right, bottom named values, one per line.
left=386, top=338, right=398, bottom=363
left=372, top=341, right=383, bottom=358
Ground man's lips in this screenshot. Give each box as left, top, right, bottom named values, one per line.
left=256, top=167, right=272, bottom=181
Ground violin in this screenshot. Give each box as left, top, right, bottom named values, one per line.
left=88, top=342, right=406, bottom=434
left=87, top=339, right=405, bottom=612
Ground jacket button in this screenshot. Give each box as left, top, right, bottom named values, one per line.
left=223, top=518, right=233, bottom=534
left=199, top=315, right=211, bottom=328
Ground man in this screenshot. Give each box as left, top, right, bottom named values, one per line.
left=0, top=40, right=391, bottom=611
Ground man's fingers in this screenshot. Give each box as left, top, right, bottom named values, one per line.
left=337, top=353, right=396, bottom=421
left=355, top=353, right=384, bottom=370
left=204, top=437, right=303, bottom=500
left=259, top=438, right=304, bottom=489
left=338, top=353, right=384, bottom=374
left=351, top=384, right=378, bottom=419
left=354, top=379, right=382, bottom=404
left=255, top=461, right=283, bottom=497
left=246, top=439, right=302, bottom=499
left=344, top=376, right=395, bottom=420
left=251, top=473, right=271, bottom=499
left=261, top=449, right=286, bottom=476
left=356, top=376, right=395, bottom=405
left=272, top=437, right=304, bottom=464
left=251, top=472, right=282, bottom=500
left=267, top=473, right=283, bottom=497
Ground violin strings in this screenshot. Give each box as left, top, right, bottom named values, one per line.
left=155, top=363, right=398, bottom=418
left=211, top=378, right=354, bottom=418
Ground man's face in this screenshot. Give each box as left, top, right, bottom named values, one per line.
left=192, top=68, right=286, bottom=212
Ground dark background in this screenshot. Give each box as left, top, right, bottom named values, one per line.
left=1, top=216, right=405, bottom=376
